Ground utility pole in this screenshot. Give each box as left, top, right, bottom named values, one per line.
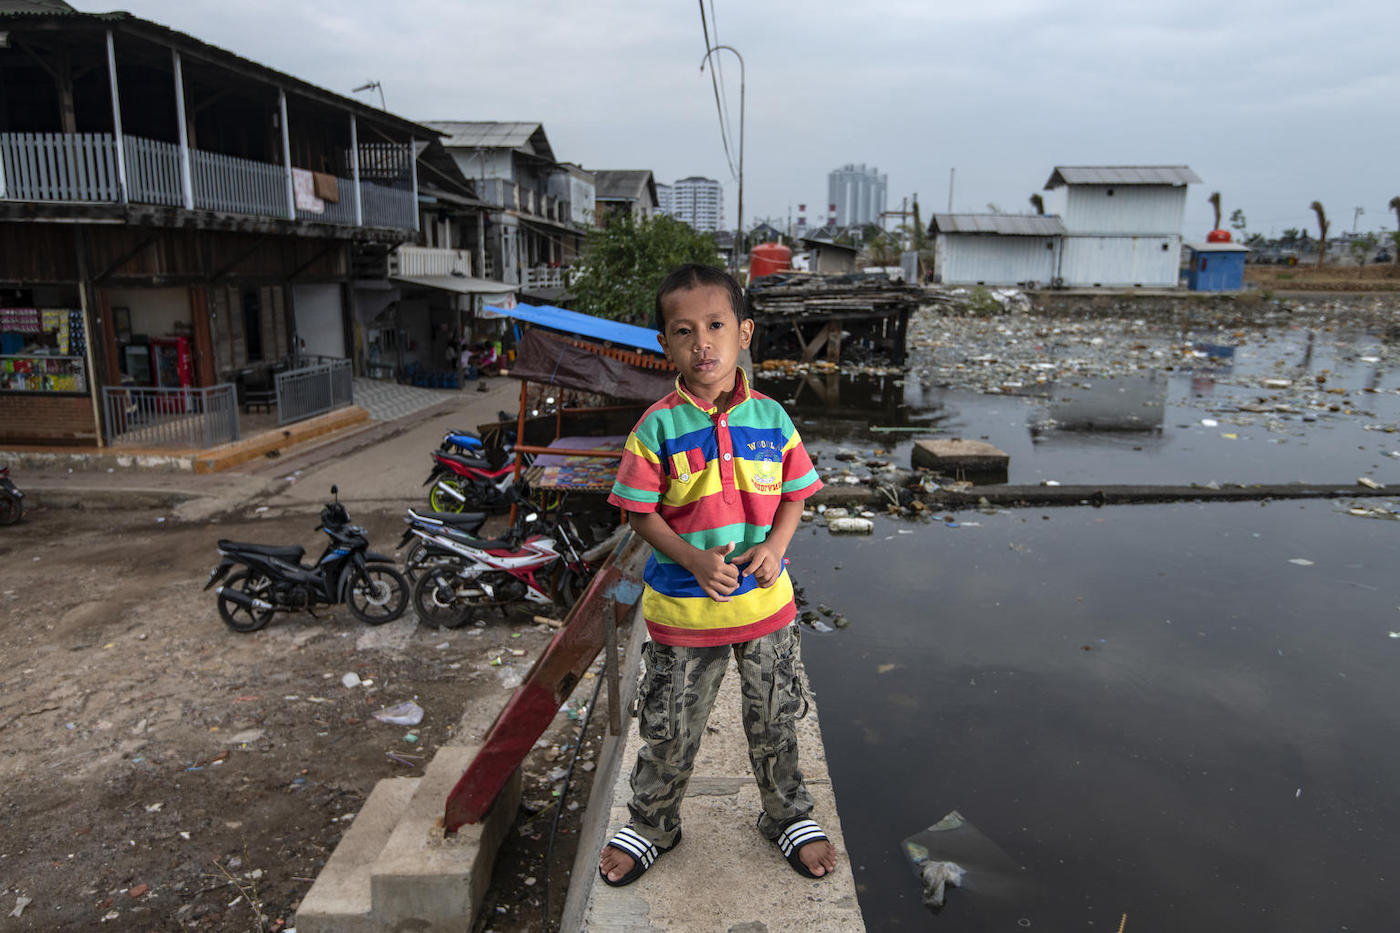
left=947, top=167, right=955, bottom=213
left=1353, top=206, right=1365, bottom=234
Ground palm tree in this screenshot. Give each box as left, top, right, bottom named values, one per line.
left=1389, top=196, right=1400, bottom=265
left=1208, top=191, right=1222, bottom=230
left=1029, top=193, right=1045, bottom=215
left=1310, top=201, right=1330, bottom=267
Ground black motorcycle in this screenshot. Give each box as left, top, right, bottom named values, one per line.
left=0, top=465, right=23, bottom=526
left=203, top=487, right=409, bottom=632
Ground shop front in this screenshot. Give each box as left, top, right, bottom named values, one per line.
left=0, top=286, right=98, bottom=445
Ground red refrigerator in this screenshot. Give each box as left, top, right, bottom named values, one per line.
left=148, top=337, right=193, bottom=412
left=149, top=337, right=192, bottom=389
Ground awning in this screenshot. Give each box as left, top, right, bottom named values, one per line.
left=510, top=328, right=673, bottom=402
left=482, top=302, right=663, bottom=356
left=391, top=274, right=519, bottom=307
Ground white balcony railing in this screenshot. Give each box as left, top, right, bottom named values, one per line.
left=390, top=246, right=471, bottom=278
left=0, top=131, right=415, bottom=232
left=523, top=265, right=568, bottom=289
left=476, top=177, right=571, bottom=225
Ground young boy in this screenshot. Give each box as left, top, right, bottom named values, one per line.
left=598, top=263, right=839, bottom=887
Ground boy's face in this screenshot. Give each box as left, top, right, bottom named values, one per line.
left=656, top=285, right=754, bottom=406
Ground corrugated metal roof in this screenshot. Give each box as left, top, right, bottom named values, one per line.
left=0, top=9, right=440, bottom=138
left=1044, top=166, right=1202, bottom=189
left=391, top=274, right=519, bottom=295
left=594, top=170, right=654, bottom=200
left=422, top=122, right=553, bottom=160
left=0, top=0, right=74, bottom=11
left=932, top=213, right=1066, bottom=236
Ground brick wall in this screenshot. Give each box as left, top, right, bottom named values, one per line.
left=0, top=394, right=98, bottom=445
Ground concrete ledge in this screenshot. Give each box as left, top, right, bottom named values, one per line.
left=0, top=406, right=371, bottom=475
left=571, top=632, right=866, bottom=932
left=297, top=744, right=522, bottom=933
left=296, top=777, right=417, bottom=933
left=194, top=406, right=370, bottom=473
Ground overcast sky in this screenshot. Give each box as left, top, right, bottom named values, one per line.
left=107, top=0, right=1397, bottom=240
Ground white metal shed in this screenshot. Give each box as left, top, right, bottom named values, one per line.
left=931, top=213, right=1066, bottom=287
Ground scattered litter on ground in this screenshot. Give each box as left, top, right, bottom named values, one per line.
left=372, top=701, right=423, bottom=726
left=9, top=896, right=32, bottom=918
left=1357, top=477, right=1384, bottom=490
left=341, top=672, right=362, bottom=688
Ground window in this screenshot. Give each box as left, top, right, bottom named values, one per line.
left=241, top=289, right=263, bottom=362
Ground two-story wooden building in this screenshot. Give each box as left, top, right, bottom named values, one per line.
left=0, top=1, right=431, bottom=446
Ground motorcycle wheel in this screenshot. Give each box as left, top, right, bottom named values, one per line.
left=403, top=541, right=456, bottom=584
left=552, top=565, right=592, bottom=610
left=347, top=564, right=409, bottom=625
left=429, top=480, right=468, bottom=514
left=411, top=567, right=477, bottom=629
left=0, top=493, right=22, bottom=526
left=217, top=570, right=275, bottom=633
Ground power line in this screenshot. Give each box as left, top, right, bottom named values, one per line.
left=697, top=0, right=738, bottom=181
left=710, top=0, right=738, bottom=182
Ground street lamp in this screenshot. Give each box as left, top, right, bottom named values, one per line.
left=352, top=80, right=386, bottom=110
left=700, top=45, right=743, bottom=273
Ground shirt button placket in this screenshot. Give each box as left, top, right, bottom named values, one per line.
left=717, top=415, right=736, bottom=503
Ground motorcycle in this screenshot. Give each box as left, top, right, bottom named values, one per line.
left=203, top=486, right=409, bottom=632
left=397, top=506, right=488, bottom=583
left=0, top=465, right=24, bottom=526
left=406, top=501, right=594, bottom=629
left=423, top=448, right=520, bottom=513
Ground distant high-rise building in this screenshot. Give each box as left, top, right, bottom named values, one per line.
left=827, top=163, right=887, bottom=227
left=670, top=176, right=724, bottom=232
left=656, top=182, right=673, bottom=216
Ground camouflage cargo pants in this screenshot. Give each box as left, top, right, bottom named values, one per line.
left=626, top=623, right=813, bottom=850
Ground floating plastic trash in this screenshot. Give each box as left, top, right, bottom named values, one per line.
left=827, top=517, right=874, bottom=534
left=902, top=810, right=1029, bottom=912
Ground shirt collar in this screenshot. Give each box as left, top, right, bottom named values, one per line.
left=675, top=367, right=751, bottom=416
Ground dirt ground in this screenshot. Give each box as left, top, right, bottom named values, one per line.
left=1245, top=261, right=1400, bottom=290
left=0, top=503, right=606, bottom=932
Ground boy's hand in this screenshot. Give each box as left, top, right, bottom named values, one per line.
left=687, top=541, right=741, bottom=602
left=732, top=542, right=784, bottom=588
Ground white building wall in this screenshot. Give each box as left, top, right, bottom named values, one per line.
left=1059, top=235, right=1181, bottom=287
left=1062, top=185, right=1188, bottom=235
left=449, top=149, right=514, bottom=182
left=292, top=284, right=346, bottom=359
left=935, top=235, right=1061, bottom=286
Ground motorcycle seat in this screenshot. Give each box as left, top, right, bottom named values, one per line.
left=217, top=540, right=306, bottom=560
left=438, top=528, right=516, bottom=550
left=429, top=511, right=489, bottom=528
left=436, top=451, right=492, bottom=471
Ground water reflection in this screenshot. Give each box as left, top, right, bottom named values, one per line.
left=792, top=502, right=1400, bottom=931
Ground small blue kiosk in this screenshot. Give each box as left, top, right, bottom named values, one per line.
left=1186, top=241, right=1250, bottom=291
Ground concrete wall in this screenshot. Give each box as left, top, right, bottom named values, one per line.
left=936, top=234, right=1060, bottom=286
left=292, top=284, right=346, bottom=359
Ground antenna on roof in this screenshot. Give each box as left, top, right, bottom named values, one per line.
left=352, top=80, right=386, bottom=111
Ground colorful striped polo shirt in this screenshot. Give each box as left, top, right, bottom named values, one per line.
left=608, top=369, right=822, bottom=647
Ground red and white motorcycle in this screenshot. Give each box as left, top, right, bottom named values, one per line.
left=406, top=505, right=593, bottom=628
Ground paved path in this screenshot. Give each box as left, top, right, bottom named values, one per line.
left=352, top=377, right=502, bottom=423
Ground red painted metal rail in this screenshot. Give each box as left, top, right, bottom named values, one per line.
left=444, top=531, right=647, bottom=831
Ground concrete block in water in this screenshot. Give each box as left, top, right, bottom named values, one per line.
left=912, top=438, right=1009, bottom=475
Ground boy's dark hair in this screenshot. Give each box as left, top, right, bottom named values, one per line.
left=653, top=263, right=747, bottom=331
